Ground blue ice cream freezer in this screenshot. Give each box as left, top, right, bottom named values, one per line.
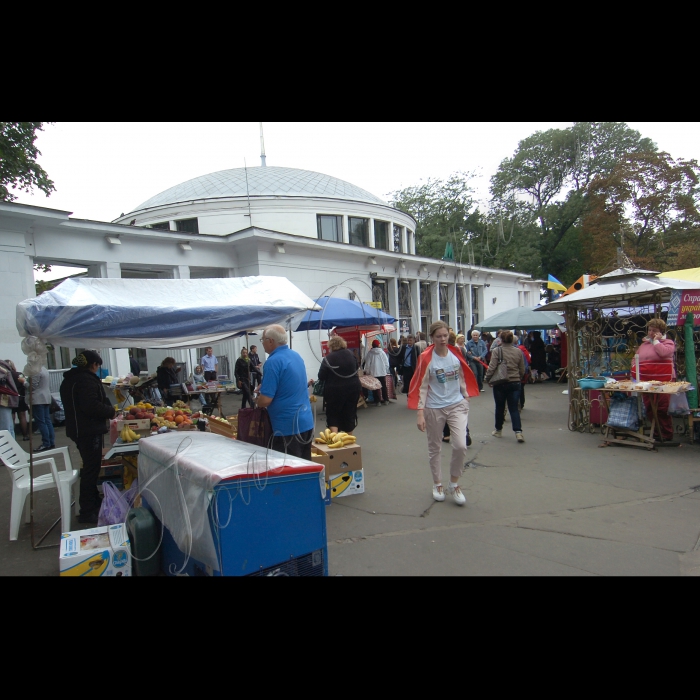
left=137, top=432, right=328, bottom=576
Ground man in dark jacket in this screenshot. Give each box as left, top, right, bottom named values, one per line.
left=60, top=350, right=116, bottom=524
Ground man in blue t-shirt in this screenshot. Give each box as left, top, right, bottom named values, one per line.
left=254, top=324, right=314, bottom=460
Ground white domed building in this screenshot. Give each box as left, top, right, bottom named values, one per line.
left=0, top=164, right=541, bottom=383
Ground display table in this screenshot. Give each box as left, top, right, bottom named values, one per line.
left=597, top=385, right=687, bottom=450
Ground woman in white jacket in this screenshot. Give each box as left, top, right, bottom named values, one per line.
left=363, top=339, right=390, bottom=406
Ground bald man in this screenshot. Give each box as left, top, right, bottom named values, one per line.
left=254, top=324, right=314, bottom=460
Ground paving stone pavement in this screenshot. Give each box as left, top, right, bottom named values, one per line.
left=2, top=382, right=699, bottom=575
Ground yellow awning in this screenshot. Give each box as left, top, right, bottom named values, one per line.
left=658, top=268, right=700, bottom=282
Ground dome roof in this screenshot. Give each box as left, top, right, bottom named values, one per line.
left=128, top=166, right=389, bottom=214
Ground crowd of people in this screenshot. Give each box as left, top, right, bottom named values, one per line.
left=19, top=316, right=683, bottom=523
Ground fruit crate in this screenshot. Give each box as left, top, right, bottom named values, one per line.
left=207, top=418, right=237, bottom=439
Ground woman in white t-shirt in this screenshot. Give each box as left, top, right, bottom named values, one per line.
left=408, top=320, right=480, bottom=505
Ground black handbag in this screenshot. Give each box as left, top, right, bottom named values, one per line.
left=312, top=380, right=325, bottom=396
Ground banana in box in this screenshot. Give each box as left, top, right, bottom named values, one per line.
left=60, top=524, right=131, bottom=576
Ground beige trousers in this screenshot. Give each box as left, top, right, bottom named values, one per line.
left=424, top=399, right=469, bottom=484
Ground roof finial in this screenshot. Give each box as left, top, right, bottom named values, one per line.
left=260, top=122, right=267, bottom=167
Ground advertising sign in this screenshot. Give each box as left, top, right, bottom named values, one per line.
left=667, top=290, right=700, bottom=327
left=399, top=318, right=411, bottom=338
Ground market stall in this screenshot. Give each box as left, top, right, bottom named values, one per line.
left=15, top=276, right=322, bottom=557
left=536, top=267, right=700, bottom=445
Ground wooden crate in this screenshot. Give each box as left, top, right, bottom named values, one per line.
left=208, top=417, right=237, bottom=438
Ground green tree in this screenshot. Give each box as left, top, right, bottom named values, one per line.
left=389, top=172, right=477, bottom=260
left=490, top=122, right=656, bottom=282
left=0, top=122, right=55, bottom=202
left=583, top=152, right=700, bottom=271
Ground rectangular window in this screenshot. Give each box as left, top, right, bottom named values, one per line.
left=399, top=281, right=411, bottom=317
left=60, top=347, right=71, bottom=369
left=471, top=288, right=480, bottom=326
left=175, top=218, right=199, bottom=234
left=374, top=220, right=389, bottom=250
left=317, top=214, right=342, bottom=242
left=348, top=217, right=369, bottom=247
left=456, top=285, right=465, bottom=314
left=372, top=278, right=389, bottom=311
left=150, top=221, right=170, bottom=230
left=393, top=224, right=402, bottom=252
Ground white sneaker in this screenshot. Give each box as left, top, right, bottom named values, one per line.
left=516, top=432, right=525, bottom=443
left=446, top=483, right=466, bottom=505
left=492, top=429, right=502, bottom=437
left=432, top=484, right=445, bottom=502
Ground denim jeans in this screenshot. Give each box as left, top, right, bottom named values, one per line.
left=0, top=406, right=15, bottom=439
left=493, top=382, right=522, bottom=432
left=33, top=403, right=55, bottom=447
left=469, top=360, right=484, bottom=390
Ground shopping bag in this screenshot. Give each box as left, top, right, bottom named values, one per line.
left=98, top=479, right=139, bottom=526
left=606, top=394, right=639, bottom=430
left=237, top=407, right=273, bottom=448
left=312, top=380, right=325, bottom=396
left=668, top=392, right=691, bottom=415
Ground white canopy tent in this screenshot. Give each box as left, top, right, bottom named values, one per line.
left=16, top=276, right=320, bottom=351
left=539, top=268, right=700, bottom=312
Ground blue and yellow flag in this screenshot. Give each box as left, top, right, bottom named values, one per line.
left=547, top=274, right=567, bottom=292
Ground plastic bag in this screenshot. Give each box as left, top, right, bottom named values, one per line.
left=606, top=394, right=639, bottom=430
left=98, top=479, right=139, bottom=526
left=668, top=392, right=691, bottom=415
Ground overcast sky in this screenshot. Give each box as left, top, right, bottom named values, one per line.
left=14, top=122, right=700, bottom=280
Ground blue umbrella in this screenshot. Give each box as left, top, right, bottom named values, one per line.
left=294, top=296, right=396, bottom=331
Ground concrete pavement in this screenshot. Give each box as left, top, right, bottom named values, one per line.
left=2, top=381, right=699, bottom=575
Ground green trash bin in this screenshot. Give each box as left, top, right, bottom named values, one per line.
left=126, top=507, right=161, bottom=576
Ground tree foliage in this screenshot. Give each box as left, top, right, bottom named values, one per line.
left=583, top=152, right=700, bottom=272
left=490, top=122, right=657, bottom=281
left=0, top=122, right=55, bottom=202
left=389, top=172, right=477, bottom=260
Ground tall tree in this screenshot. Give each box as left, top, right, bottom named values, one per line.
left=389, top=172, right=477, bottom=260
left=583, top=152, right=700, bottom=272
left=0, top=122, right=55, bottom=202
left=490, top=122, right=657, bottom=282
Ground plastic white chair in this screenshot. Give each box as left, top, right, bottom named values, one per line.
left=0, top=430, right=79, bottom=541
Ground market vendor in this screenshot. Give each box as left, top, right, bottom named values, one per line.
left=635, top=318, right=676, bottom=441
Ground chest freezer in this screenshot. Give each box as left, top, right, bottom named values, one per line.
left=137, top=432, right=328, bottom=576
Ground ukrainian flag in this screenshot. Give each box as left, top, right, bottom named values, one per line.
left=547, top=274, right=567, bottom=292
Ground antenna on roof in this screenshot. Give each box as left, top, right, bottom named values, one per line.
left=260, top=122, right=267, bottom=167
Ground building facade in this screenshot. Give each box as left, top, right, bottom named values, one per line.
left=1, top=165, right=541, bottom=379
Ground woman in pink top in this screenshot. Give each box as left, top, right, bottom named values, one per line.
left=634, top=318, right=676, bottom=440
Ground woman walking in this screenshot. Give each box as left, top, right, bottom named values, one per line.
left=484, top=330, right=525, bottom=442
left=387, top=338, right=402, bottom=387
left=235, top=347, right=256, bottom=409
left=409, top=321, right=479, bottom=505
left=529, top=330, right=548, bottom=381
left=317, top=335, right=361, bottom=435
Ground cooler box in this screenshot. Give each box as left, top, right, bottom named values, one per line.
left=138, top=432, right=328, bottom=576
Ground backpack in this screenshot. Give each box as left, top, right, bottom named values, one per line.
left=519, top=347, right=531, bottom=384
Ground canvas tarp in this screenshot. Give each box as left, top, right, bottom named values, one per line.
left=16, top=276, right=320, bottom=349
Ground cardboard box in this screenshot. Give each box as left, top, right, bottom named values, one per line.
left=311, top=442, right=362, bottom=475
left=116, top=418, right=151, bottom=438
left=60, top=523, right=132, bottom=577
left=327, top=469, right=365, bottom=499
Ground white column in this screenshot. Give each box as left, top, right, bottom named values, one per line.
left=409, top=230, right=416, bottom=255
left=466, top=284, right=473, bottom=329
left=388, top=276, right=399, bottom=334
left=449, top=282, right=458, bottom=331
left=410, top=279, right=421, bottom=336
left=342, top=215, right=349, bottom=244
left=169, top=221, right=177, bottom=231
left=431, top=281, right=440, bottom=327
left=400, top=226, right=407, bottom=254
left=173, top=265, right=190, bottom=279
left=369, top=219, right=376, bottom=249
